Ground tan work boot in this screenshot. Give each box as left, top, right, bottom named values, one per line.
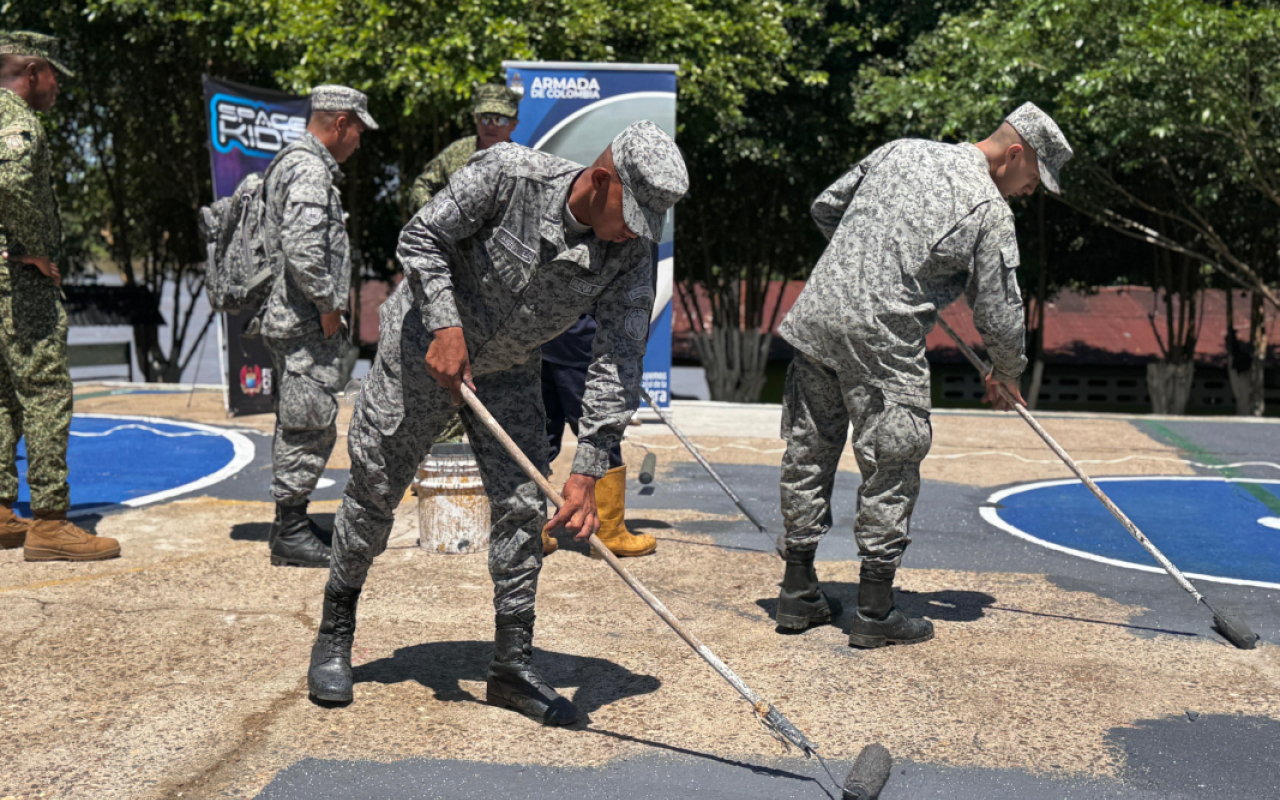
left=0, top=504, right=29, bottom=549
left=541, top=529, right=559, bottom=556
left=24, top=514, right=121, bottom=562
left=591, top=465, right=655, bottom=558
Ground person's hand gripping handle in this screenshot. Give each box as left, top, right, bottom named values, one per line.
left=425, top=326, right=474, bottom=406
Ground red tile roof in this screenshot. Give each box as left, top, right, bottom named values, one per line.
left=674, top=283, right=1279, bottom=367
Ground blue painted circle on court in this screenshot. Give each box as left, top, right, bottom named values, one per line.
left=15, top=414, right=250, bottom=516
left=986, top=477, right=1280, bottom=588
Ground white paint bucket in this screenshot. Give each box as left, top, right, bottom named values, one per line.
left=416, top=443, right=490, bottom=554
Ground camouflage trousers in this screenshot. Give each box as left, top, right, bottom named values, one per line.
left=266, top=332, right=345, bottom=506
left=330, top=301, right=548, bottom=619
left=0, top=261, right=71, bottom=512
left=778, top=352, right=932, bottom=580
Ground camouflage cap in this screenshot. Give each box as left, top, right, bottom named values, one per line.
left=472, top=83, right=521, bottom=117
left=310, top=84, right=379, bottom=130
left=1005, top=102, right=1073, bottom=194
left=611, top=121, right=688, bottom=241
left=0, top=31, right=74, bottom=79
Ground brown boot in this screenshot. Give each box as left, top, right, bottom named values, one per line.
left=24, top=514, right=121, bottom=562
left=541, top=530, right=559, bottom=556
left=591, top=466, right=655, bottom=558
left=0, top=504, right=29, bottom=549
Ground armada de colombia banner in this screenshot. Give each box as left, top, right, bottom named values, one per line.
left=202, top=75, right=309, bottom=415
left=502, top=61, right=679, bottom=408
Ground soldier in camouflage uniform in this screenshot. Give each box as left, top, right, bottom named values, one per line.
left=309, top=122, right=687, bottom=725
left=775, top=103, right=1072, bottom=648
left=261, top=85, right=377, bottom=568
left=408, top=83, right=522, bottom=210
left=0, top=32, right=119, bottom=561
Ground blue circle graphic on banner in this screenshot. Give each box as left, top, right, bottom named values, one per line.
left=15, top=414, right=254, bottom=517
left=982, top=477, right=1280, bottom=589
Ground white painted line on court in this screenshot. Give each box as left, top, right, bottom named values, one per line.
left=65, top=414, right=255, bottom=517
left=982, top=476, right=1280, bottom=591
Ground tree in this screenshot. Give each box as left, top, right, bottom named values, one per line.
left=857, top=0, right=1280, bottom=414
left=11, top=0, right=290, bottom=383
left=134, top=0, right=841, bottom=400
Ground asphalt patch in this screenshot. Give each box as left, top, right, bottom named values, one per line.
left=254, top=752, right=1198, bottom=800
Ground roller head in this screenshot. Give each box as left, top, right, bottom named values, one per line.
left=843, top=743, right=892, bottom=800
left=639, top=453, right=657, bottom=484
left=1213, top=611, right=1259, bottom=650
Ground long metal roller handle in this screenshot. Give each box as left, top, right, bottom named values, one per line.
left=935, top=317, right=1204, bottom=602
left=640, top=388, right=771, bottom=534
left=460, top=384, right=818, bottom=754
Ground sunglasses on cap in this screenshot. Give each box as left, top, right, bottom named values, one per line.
left=476, top=114, right=515, bottom=127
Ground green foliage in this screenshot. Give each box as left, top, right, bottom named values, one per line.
left=856, top=0, right=1280, bottom=305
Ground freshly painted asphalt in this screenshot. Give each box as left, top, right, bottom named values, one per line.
left=255, top=713, right=1277, bottom=799
left=251, top=415, right=1280, bottom=799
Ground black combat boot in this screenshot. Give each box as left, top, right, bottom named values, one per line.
left=486, top=613, right=578, bottom=726
left=308, top=582, right=361, bottom=702
left=847, top=569, right=934, bottom=649
left=270, top=501, right=331, bottom=568
left=775, top=549, right=843, bottom=633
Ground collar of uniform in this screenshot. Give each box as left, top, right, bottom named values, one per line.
left=299, top=131, right=343, bottom=183
left=540, top=170, right=605, bottom=272
left=959, top=142, right=995, bottom=189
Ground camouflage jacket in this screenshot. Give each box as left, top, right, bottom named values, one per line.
left=409, top=136, right=477, bottom=210
left=0, top=88, right=60, bottom=263
left=260, top=132, right=351, bottom=340
left=395, top=142, right=654, bottom=477
left=779, top=140, right=1027, bottom=409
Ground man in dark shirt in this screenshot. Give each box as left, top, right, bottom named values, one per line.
left=542, top=313, right=654, bottom=557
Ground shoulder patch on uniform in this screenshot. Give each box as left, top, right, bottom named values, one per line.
left=627, top=286, right=655, bottom=305
left=494, top=226, right=536, bottom=264
left=570, top=277, right=603, bottom=296
left=0, top=132, right=29, bottom=156
left=430, top=198, right=462, bottom=233
left=301, top=206, right=324, bottom=225
left=625, top=309, right=649, bottom=341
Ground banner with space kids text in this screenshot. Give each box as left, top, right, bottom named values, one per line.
left=502, top=61, right=678, bottom=408
left=202, top=76, right=310, bottom=415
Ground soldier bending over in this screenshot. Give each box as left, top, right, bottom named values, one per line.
left=308, top=122, right=687, bottom=725
left=774, top=103, right=1072, bottom=648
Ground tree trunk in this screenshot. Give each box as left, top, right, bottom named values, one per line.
left=693, top=327, right=772, bottom=403
left=1027, top=192, right=1048, bottom=410
left=1227, top=292, right=1267, bottom=417
left=1147, top=361, right=1194, bottom=415
left=1027, top=359, right=1045, bottom=410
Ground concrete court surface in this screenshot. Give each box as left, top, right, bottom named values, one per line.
left=1, top=385, right=1277, bottom=800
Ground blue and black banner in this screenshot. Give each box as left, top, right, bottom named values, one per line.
left=202, top=76, right=309, bottom=415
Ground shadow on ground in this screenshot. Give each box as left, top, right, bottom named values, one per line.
left=755, top=584, right=998, bottom=631
left=348, top=640, right=661, bottom=719
left=231, top=513, right=335, bottom=546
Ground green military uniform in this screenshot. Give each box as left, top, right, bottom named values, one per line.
left=409, top=136, right=477, bottom=210
left=0, top=33, right=75, bottom=514
left=408, top=83, right=523, bottom=209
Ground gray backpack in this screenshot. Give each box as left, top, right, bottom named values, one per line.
left=198, top=169, right=280, bottom=315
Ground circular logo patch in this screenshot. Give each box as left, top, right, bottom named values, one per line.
left=624, top=309, right=649, bottom=341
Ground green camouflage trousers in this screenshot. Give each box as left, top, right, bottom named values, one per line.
left=0, top=260, right=71, bottom=511
left=778, top=351, right=933, bottom=579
